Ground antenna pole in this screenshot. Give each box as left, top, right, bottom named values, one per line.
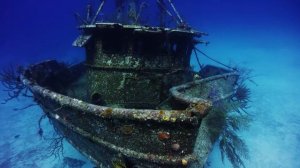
left=156, top=0, right=179, bottom=25
left=157, top=0, right=165, bottom=27
left=128, top=0, right=137, bottom=24
left=167, top=0, right=183, bottom=24
left=86, top=4, right=93, bottom=22
left=135, top=2, right=147, bottom=24
left=91, top=0, right=105, bottom=24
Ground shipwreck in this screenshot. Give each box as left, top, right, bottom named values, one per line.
left=1, top=0, right=251, bottom=168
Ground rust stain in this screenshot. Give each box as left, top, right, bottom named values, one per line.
left=101, top=108, right=113, bottom=117
left=157, top=131, right=170, bottom=141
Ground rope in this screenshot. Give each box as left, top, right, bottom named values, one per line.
left=194, top=47, right=236, bottom=71
left=193, top=49, right=204, bottom=70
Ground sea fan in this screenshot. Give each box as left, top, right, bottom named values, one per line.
left=219, top=132, right=248, bottom=168
left=206, top=100, right=251, bottom=168
left=220, top=109, right=251, bottom=168
left=0, top=65, right=28, bottom=104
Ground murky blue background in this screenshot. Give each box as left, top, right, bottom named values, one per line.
left=1, top=0, right=300, bottom=167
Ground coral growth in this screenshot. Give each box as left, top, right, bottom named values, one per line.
left=42, top=119, right=66, bottom=159
left=46, top=133, right=65, bottom=159
left=120, top=124, right=134, bottom=135
left=235, top=84, right=251, bottom=102
left=188, top=101, right=212, bottom=117
left=0, top=65, right=28, bottom=104
left=206, top=97, right=251, bottom=168
left=171, top=143, right=180, bottom=151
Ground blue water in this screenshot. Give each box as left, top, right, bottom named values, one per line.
left=1, top=0, right=300, bottom=167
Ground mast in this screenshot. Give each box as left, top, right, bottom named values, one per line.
left=91, top=0, right=105, bottom=24
left=135, top=1, right=147, bottom=24
left=157, top=0, right=167, bottom=27
left=86, top=3, right=93, bottom=23
left=128, top=0, right=137, bottom=24
left=115, top=0, right=125, bottom=22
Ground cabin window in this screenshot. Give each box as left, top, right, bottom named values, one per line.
left=170, top=40, right=189, bottom=57
left=101, top=32, right=129, bottom=54
left=85, top=41, right=96, bottom=64
left=161, top=41, right=169, bottom=55
left=102, top=37, right=123, bottom=54
left=142, top=40, right=160, bottom=55
left=172, top=44, right=177, bottom=53
left=133, top=35, right=166, bottom=56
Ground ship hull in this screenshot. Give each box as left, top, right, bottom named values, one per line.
left=22, top=61, right=238, bottom=167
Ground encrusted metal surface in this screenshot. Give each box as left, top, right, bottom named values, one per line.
left=21, top=74, right=203, bottom=167
left=46, top=111, right=198, bottom=167
left=78, top=23, right=202, bottom=36
left=21, top=59, right=239, bottom=167
left=22, top=77, right=199, bottom=123
left=170, top=72, right=239, bottom=104
left=80, top=23, right=195, bottom=108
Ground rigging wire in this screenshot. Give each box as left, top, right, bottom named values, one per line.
left=194, top=47, right=236, bottom=71
left=193, top=49, right=204, bottom=70
left=194, top=48, right=259, bottom=85
left=156, top=0, right=179, bottom=25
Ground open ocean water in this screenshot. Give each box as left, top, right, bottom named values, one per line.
left=1, top=0, right=300, bottom=167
